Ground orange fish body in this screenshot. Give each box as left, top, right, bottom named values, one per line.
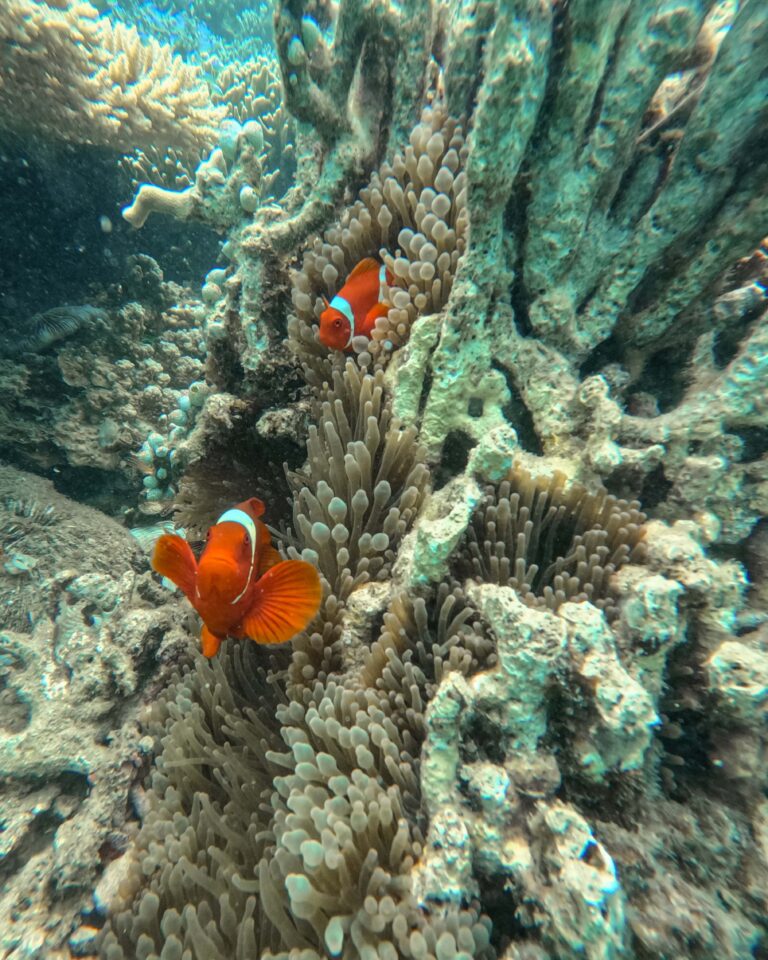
left=318, top=257, right=393, bottom=351
left=152, top=498, right=321, bottom=657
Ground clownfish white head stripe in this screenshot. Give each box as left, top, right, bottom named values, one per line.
left=329, top=294, right=355, bottom=347
left=216, top=507, right=257, bottom=603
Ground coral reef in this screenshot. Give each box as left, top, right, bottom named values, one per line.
left=0, top=464, right=192, bottom=958
left=122, top=122, right=267, bottom=231
left=97, top=0, right=768, bottom=954
left=0, top=264, right=205, bottom=509
left=2, top=0, right=768, bottom=957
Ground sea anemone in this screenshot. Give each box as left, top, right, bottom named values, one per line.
left=454, top=465, right=647, bottom=620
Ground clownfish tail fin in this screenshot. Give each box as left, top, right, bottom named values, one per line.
left=241, top=560, right=322, bottom=646
left=152, top=533, right=197, bottom=600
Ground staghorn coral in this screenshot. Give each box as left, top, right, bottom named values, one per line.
left=455, top=465, right=647, bottom=620
left=0, top=1, right=224, bottom=153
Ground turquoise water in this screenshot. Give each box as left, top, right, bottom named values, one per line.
left=1, top=1, right=768, bottom=958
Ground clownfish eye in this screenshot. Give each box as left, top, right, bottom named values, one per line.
left=334, top=318, right=342, bottom=328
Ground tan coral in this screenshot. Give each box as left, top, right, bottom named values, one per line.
left=120, top=55, right=294, bottom=196
left=0, top=0, right=223, bottom=152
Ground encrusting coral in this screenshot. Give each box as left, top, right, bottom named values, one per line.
left=0, top=263, right=206, bottom=486
left=0, top=465, right=192, bottom=957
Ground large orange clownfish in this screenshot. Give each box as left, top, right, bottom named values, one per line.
left=152, top=498, right=321, bottom=657
left=319, top=257, right=394, bottom=351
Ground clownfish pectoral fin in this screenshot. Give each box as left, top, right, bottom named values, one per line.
left=152, top=533, right=197, bottom=600
left=241, top=560, right=322, bottom=646
left=252, top=514, right=282, bottom=576
left=347, top=257, right=379, bottom=279
left=363, top=302, right=390, bottom=329
left=257, top=540, right=284, bottom=577
left=201, top=624, right=222, bottom=657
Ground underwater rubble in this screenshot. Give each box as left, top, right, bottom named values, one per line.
left=0, top=0, right=767, bottom=958
left=0, top=465, right=193, bottom=958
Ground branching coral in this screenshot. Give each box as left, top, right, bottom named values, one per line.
left=121, top=54, right=295, bottom=203
left=0, top=1, right=224, bottom=152
left=210, top=55, right=295, bottom=192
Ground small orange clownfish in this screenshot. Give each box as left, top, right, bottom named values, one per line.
left=319, top=257, right=394, bottom=351
left=152, top=498, right=321, bottom=657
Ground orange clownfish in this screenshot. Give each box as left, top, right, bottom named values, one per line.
left=319, top=257, right=394, bottom=351
left=152, top=497, right=321, bottom=657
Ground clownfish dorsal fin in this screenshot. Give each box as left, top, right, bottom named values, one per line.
left=347, top=257, right=379, bottom=280
left=152, top=533, right=197, bottom=600
left=241, top=559, right=322, bottom=645
left=255, top=519, right=282, bottom=577
left=235, top=497, right=265, bottom=521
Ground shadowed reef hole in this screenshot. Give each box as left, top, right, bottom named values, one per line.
left=434, top=431, right=476, bottom=490
left=491, top=361, right=543, bottom=455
